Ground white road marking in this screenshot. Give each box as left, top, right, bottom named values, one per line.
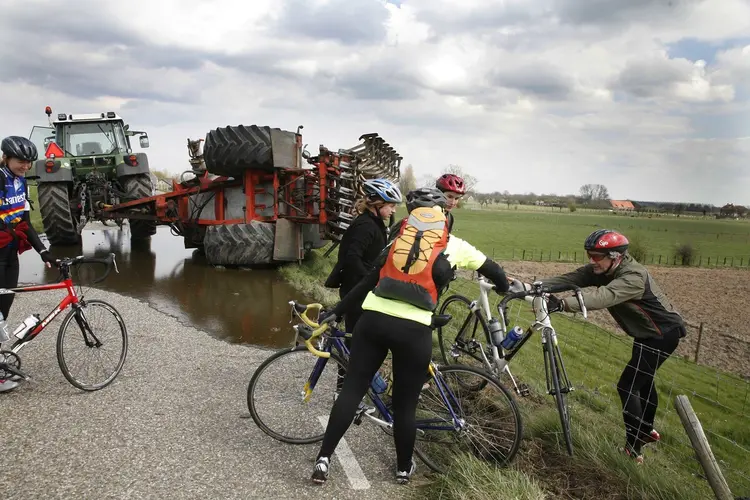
left=317, top=415, right=371, bottom=490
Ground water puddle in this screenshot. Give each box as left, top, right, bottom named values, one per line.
left=18, top=224, right=311, bottom=349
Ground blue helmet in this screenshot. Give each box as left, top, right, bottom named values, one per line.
left=362, top=178, right=403, bottom=204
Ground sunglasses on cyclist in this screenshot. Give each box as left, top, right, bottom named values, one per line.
left=587, top=251, right=609, bottom=262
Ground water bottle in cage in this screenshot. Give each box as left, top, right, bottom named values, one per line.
left=371, top=371, right=388, bottom=394
left=13, top=314, right=41, bottom=341
left=500, top=326, right=525, bottom=351
left=488, top=318, right=504, bottom=347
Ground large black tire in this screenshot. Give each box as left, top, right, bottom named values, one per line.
left=120, top=174, right=157, bottom=239
left=203, top=125, right=278, bottom=177
left=203, top=222, right=276, bottom=267
left=37, top=182, right=80, bottom=246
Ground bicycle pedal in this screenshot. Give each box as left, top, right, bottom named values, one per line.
left=518, top=384, right=531, bottom=397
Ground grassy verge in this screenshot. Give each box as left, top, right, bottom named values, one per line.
left=279, top=245, right=749, bottom=499
left=277, top=246, right=339, bottom=307
left=424, top=275, right=750, bottom=499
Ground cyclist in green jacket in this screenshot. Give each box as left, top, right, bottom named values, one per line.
left=310, top=187, right=510, bottom=485
left=511, top=229, right=685, bottom=463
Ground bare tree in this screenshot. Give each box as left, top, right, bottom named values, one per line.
left=579, top=184, right=594, bottom=202
left=441, top=164, right=478, bottom=194
left=416, top=174, right=436, bottom=190
left=592, top=184, right=610, bottom=201
left=398, top=164, right=417, bottom=195
left=579, top=183, right=610, bottom=203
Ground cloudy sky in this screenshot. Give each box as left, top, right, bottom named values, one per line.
left=1, top=0, right=748, bottom=206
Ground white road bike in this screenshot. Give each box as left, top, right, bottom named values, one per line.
left=436, top=276, right=588, bottom=455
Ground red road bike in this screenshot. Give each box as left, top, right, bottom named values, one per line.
left=0, top=253, right=128, bottom=391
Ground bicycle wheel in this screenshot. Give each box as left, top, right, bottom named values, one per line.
left=56, top=299, right=128, bottom=391
left=545, top=338, right=573, bottom=456
left=412, top=364, right=523, bottom=474
left=247, top=345, right=348, bottom=444
left=437, top=295, right=492, bottom=390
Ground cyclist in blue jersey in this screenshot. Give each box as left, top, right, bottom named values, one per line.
left=0, top=136, right=56, bottom=393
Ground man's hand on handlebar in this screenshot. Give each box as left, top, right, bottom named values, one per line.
left=546, top=294, right=566, bottom=313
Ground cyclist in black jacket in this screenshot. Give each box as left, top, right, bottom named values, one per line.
left=324, top=179, right=402, bottom=391
left=325, top=178, right=403, bottom=331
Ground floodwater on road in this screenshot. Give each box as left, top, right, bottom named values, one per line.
left=17, top=224, right=313, bottom=349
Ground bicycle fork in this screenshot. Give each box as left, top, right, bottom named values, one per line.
left=542, top=328, right=574, bottom=396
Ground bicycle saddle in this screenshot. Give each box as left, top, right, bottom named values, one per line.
left=431, top=314, right=452, bottom=328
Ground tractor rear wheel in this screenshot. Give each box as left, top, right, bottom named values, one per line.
left=37, top=182, right=80, bottom=246
left=203, top=222, right=276, bottom=267
left=120, top=174, right=157, bottom=239
left=203, top=125, right=276, bottom=177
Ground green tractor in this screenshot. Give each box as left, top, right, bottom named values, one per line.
left=27, top=106, right=157, bottom=246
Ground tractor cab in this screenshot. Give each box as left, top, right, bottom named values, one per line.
left=44, top=109, right=149, bottom=158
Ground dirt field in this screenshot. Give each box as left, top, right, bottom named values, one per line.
left=502, top=261, right=750, bottom=380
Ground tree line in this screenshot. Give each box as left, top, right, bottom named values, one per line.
left=397, top=164, right=735, bottom=215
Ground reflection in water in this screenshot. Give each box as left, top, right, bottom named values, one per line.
left=19, top=225, right=312, bottom=348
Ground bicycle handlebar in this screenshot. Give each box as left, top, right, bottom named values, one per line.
left=56, top=253, right=119, bottom=283
left=498, top=281, right=588, bottom=323
left=288, top=300, right=334, bottom=358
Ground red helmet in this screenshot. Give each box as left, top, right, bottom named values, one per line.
left=584, top=229, right=629, bottom=254
left=436, top=173, right=466, bottom=195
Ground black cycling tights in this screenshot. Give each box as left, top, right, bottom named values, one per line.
left=317, top=310, right=433, bottom=472
left=0, top=247, right=19, bottom=320
left=616, top=327, right=682, bottom=452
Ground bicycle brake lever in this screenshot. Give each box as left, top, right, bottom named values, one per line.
left=575, top=289, right=587, bottom=319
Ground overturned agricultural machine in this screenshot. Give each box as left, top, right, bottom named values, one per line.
left=90, top=123, right=402, bottom=267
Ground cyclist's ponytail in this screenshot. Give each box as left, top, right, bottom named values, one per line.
left=354, top=197, right=385, bottom=215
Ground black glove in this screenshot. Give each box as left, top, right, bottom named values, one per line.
left=547, top=294, right=566, bottom=313
left=39, top=250, right=57, bottom=266
left=318, top=309, right=338, bottom=325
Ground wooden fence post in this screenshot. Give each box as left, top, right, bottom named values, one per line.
left=674, top=395, right=734, bottom=500
left=694, top=323, right=704, bottom=363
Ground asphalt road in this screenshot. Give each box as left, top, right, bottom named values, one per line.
left=0, top=288, right=428, bottom=499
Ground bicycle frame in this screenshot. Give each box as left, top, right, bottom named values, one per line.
left=289, top=301, right=464, bottom=433
left=0, top=253, right=118, bottom=356
left=0, top=278, right=80, bottom=355
left=465, top=277, right=579, bottom=368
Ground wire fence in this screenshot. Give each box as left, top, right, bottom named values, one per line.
left=486, top=247, right=750, bottom=269
left=440, top=274, right=750, bottom=498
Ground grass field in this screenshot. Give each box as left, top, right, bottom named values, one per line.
left=279, top=210, right=750, bottom=499
left=444, top=207, right=750, bottom=268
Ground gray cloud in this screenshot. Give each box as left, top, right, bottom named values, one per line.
left=273, top=0, right=389, bottom=45
left=552, top=0, right=701, bottom=26
left=490, top=62, right=575, bottom=100
left=610, top=57, right=693, bottom=98
left=415, top=1, right=538, bottom=38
